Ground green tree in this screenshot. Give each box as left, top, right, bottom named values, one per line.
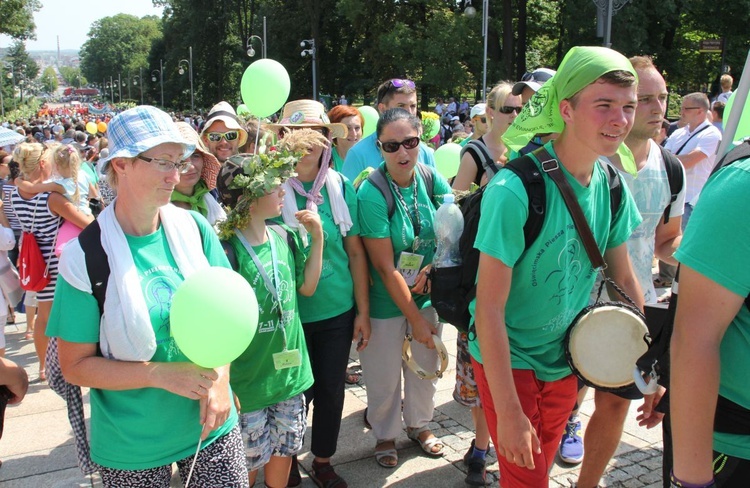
left=0, top=0, right=41, bottom=40
left=40, top=66, right=58, bottom=93
left=79, top=14, right=162, bottom=99
left=59, top=66, right=87, bottom=88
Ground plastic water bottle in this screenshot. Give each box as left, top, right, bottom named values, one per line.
left=433, top=193, right=464, bottom=267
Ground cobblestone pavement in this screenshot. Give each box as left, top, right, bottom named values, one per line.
left=0, top=315, right=666, bottom=487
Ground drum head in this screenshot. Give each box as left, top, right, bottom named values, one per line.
left=567, top=304, right=649, bottom=390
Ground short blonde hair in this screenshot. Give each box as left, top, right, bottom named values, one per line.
left=720, top=74, right=733, bottom=91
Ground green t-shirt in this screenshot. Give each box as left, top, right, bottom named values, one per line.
left=468, top=143, right=642, bottom=381
left=81, top=160, right=99, bottom=185
left=294, top=173, right=360, bottom=323
left=357, top=163, right=453, bottom=319
left=331, top=149, right=345, bottom=173
left=46, top=211, right=237, bottom=470
left=674, top=158, right=750, bottom=459
left=226, top=226, right=314, bottom=412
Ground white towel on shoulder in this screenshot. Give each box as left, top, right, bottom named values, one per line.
left=59, top=202, right=210, bottom=361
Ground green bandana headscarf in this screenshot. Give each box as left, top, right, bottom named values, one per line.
left=503, top=46, right=639, bottom=175
left=171, top=179, right=211, bottom=217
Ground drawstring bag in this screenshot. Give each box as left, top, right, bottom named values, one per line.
left=18, top=197, right=59, bottom=292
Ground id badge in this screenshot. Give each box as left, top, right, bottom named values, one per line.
left=397, top=252, right=424, bottom=287
left=273, top=349, right=302, bottom=370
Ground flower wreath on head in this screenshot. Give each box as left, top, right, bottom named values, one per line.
left=217, top=148, right=300, bottom=240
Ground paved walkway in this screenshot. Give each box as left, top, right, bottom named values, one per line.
left=0, top=315, right=665, bottom=487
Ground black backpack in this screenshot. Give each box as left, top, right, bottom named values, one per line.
left=460, top=138, right=500, bottom=186
left=430, top=149, right=623, bottom=333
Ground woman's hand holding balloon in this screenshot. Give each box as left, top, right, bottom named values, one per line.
left=152, top=362, right=218, bottom=400
left=199, top=366, right=232, bottom=440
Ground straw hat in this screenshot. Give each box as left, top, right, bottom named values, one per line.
left=265, top=100, right=347, bottom=139
left=175, top=122, right=221, bottom=191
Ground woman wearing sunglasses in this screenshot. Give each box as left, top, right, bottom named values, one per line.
left=452, top=82, right=522, bottom=191
left=357, top=108, right=452, bottom=468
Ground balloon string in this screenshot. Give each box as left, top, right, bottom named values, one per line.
left=183, top=434, right=203, bottom=488
left=254, top=119, right=261, bottom=156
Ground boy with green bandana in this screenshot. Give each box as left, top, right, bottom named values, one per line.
left=469, top=46, right=649, bottom=487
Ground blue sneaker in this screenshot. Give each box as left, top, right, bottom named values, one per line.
left=559, top=416, right=584, bottom=464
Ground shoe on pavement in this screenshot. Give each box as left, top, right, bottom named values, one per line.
left=463, top=439, right=488, bottom=486
left=559, top=417, right=584, bottom=464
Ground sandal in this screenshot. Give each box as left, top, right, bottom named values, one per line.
left=6, top=316, right=14, bottom=325
left=345, top=368, right=361, bottom=385
left=407, top=426, right=444, bottom=457
left=374, top=440, right=398, bottom=468
left=653, top=278, right=672, bottom=288
left=310, top=461, right=347, bottom=488
left=363, top=407, right=371, bottom=430
left=24, top=332, right=33, bottom=340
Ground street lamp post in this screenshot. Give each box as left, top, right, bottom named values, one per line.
left=178, top=47, right=194, bottom=112
left=593, top=0, right=632, bottom=47
left=152, top=60, right=164, bottom=107
left=109, top=75, right=114, bottom=103
left=300, top=39, right=317, bottom=102
left=132, top=74, right=143, bottom=105
left=465, top=0, right=489, bottom=101
left=246, top=35, right=265, bottom=58
left=118, top=73, right=122, bottom=102
left=4, top=65, right=14, bottom=111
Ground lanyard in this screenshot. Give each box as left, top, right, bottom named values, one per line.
left=234, top=229, right=288, bottom=350
left=387, top=171, right=421, bottom=237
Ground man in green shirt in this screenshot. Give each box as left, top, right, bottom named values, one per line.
left=469, top=46, right=647, bottom=487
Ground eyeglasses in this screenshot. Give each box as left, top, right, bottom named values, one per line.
left=497, top=106, right=523, bottom=115
left=206, top=131, right=239, bottom=143
left=137, top=154, right=190, bottom=173
left=377, top=136, right=420, bottom=153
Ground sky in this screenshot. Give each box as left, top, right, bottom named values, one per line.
left=1, top=0, right=164, bottom=52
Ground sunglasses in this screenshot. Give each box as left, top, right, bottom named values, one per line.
left=377, top=136, right=420, bottom=153
left=497, top=106, right=523, bottom=115
left=206, top=131, right=239, bottom=143
left=378, top=79, right=417, bottom=103
left=478, top=117, right=487, bottom=124
left=137, top=154, right=190, bottom=173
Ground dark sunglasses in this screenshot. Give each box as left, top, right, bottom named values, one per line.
left=478, top=117, right=487, bottom=124
left=389, top=78, right=415, bottom=89
left=206, top=131, right=239, bottom=142
left=377, top=136, right=420, bottom=153
left=497, top=106, right=523, bottom=114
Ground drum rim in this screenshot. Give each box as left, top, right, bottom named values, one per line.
left=402, top=334, right=449, bottom=381
left=564, top=301, right=650, bottom=393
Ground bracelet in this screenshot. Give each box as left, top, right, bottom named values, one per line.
left=670, top=470, right=716, bottom=488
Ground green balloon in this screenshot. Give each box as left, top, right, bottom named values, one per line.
left=241, top=59, right=291, bottom=118
left=434, top=142, right=462, bottom=179
left=423, top=118, right=440, bottom=140
left=171, top=267, right=259, bottom=368
left=723, top=91, right=750, bottom=142
left=358, top=105, right=379, bottom=138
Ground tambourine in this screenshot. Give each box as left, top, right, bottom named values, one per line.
left=402, top=334, right=449, bottom=380
left=564, top=302, right=651, bottom=394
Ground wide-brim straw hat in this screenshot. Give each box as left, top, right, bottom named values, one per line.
left=264, top=100, right=347, bottom=139
left=175, top=122, right=221, bottom=191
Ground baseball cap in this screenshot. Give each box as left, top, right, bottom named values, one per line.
left=512, top=68, right=556, bottom=96
left=470, top=103, right=487, bottom=119
left=201, top=101, right=248, bottom=147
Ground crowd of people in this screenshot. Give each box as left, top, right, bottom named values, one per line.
left=0, top=44, right=746, bottom=488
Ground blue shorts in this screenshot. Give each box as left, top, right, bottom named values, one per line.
left=240, top=393, right=307, bottom=472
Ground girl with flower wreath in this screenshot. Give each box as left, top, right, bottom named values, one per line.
left=216, top=147, right=323, bottom=488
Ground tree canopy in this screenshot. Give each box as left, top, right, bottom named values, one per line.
left=0, top=0, right=41, bottom=40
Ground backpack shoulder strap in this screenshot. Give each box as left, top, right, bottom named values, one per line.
left=602, top=161, right=623, bottom=221
left=712, top=140, right=750, bottom=176
left=221, top=240, right=239, bottom=271
left=366, top=166, right=396, bottom=219
left=658, top=145, right=684, bottom=224
left=463, top=139, right=499, bottom=177
left=415, top=162, right=435, bottom=203
left=503, top=155, right=546, bottom=251
left=77, top=220, right=109, bottom=316
left=266, top=221, right=297, bottom=260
